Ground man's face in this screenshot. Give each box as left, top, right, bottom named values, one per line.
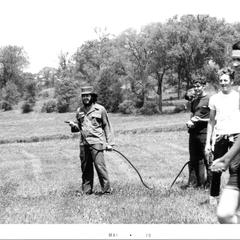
left=82, top=94, right=92, bottom=106
left=193, top=83, right=204, bottom=97
left=219, top=74, right=232, bottom=93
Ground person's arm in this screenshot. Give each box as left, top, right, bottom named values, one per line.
left=191, top=116, right=209, bottom=122
left=101, top=108, right=115, bottom=149
left=186, top=107, right=195, bottom=128
left=205, top=109, right=216, bottom=153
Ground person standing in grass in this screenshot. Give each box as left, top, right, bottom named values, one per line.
left=184, top=88, right=197, bottom=187
left=185, top=78, right=210, bottom=188
left=67, top=86, right=115, bottom=195
left=205, top=64, right=240, bottom=206
left=209, top=41, right=240, bottom=223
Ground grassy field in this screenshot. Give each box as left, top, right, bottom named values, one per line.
left=0, top=110, right=224, bottom=224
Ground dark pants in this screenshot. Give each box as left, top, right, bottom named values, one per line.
left=80, top=144, right=111, bottom=194
left=189, top=133, right=209, bottom=187
left=210, top=136, right=234, bottom=197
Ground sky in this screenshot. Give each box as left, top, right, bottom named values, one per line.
left=0, top=0, right=240, bottom=73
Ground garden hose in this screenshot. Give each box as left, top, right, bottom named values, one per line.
left=82, top=136, right=154, bottom=190
left=170, top=161, right=190, bottom=189
left=65, top=121, right=153, bottom=190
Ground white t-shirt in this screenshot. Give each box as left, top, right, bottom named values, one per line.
left=209, top=90, right=240, bottom=135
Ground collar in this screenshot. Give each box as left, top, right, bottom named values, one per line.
left=83, top=103, right=100, bottom=115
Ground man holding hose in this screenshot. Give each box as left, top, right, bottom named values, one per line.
left=67, top=86, right=115, bottom=195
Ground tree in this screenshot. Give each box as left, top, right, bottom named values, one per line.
left=37, top=67, right=57, bottom=89
left=21, top=73, right=37, bottom=113
left=143, top=23, right=172, bottom=112
left=73, top=30, right=116, bottom=86
left=0, top=82, right=20, bottom=111
left=117, top=29, right=153, bottom=108
left=0, top=45, right=29, bottom=92
left=166, top=15, right=240, bottom=93
left=96, top=67, right=122, bottom=112
left=55, top=78, right=79, bottom=113
left=57, top=52, right=74, bottom=79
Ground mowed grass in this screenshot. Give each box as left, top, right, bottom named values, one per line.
left=0, top=110, right=224, bottom=223
left=0, top=109, right=189, bottom=143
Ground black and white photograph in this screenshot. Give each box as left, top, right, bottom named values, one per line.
left=1, top=0, right=240, bottom=239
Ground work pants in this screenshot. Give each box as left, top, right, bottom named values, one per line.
left=210, top=136, right=234, bottom=197
left=189, top=133, right=209, bottom=187
left=80, top=144, right=111, bottom=194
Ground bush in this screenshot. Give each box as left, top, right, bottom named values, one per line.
left=41, top=99, right=57, bottom=113
left=0, top=82, right=20, bottom=111
left=0, top=100, right=12, bottom=111
left=21, top=101, right=33, bottom=113
left=138, top=101, right=160, bottom=115
left=56, top=98, right=69, bottom=113
left=118, top=100, right=136, bottom=114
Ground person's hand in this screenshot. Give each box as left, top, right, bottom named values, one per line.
left=68, top=121, right=76, bottom=127
left=205, top=150, right=213, bottom=166
left=205, top=143, right=212, bottom=156
left=211, top=158, right=227, bottom=172
left=191, top=116, right=200, bottom=122
left=186, top=120, right=194, bottom=128
left=105, top=145, right=113, bottom=151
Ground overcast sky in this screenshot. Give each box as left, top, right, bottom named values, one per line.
left=0, top=0, right=240, bottom=73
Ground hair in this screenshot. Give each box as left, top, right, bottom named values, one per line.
left=184, top=88, right=195, bottom=101
left=192, top=77, right=207, bottom=86
left=218, top=67, right=235, bottom=81
left=232, top=41, right=240, bottom=50
left=90, top=93, right=98, bottom=104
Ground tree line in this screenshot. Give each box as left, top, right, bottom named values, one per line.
left=1, top=15, right=240, bottom=114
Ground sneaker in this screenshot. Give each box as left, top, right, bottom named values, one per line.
left=209, top=196, right=219, bottom=206
left=85, top=190, right=93, bottom=195
left=95, top=188, right=113, bottom=196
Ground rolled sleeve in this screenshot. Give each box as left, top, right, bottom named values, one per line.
left=101, top=108, right=115, bottom=146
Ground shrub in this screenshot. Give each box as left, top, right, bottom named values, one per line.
left=24, top=81, right=36, bottom=103
left=138, top=101, right=160, bottom=115
left=21, top=101, right=33, bottom=113
left=0, top=82, right=20, bottom=111
left=41, top=99, right=57, bottom=113
left=21, top=81, right=37, bottom=113
left=56, top=98, right=69, bottom=113
left=0, top=100, right=12, bottom=111
left=118, top=100, right=136, bottom=114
